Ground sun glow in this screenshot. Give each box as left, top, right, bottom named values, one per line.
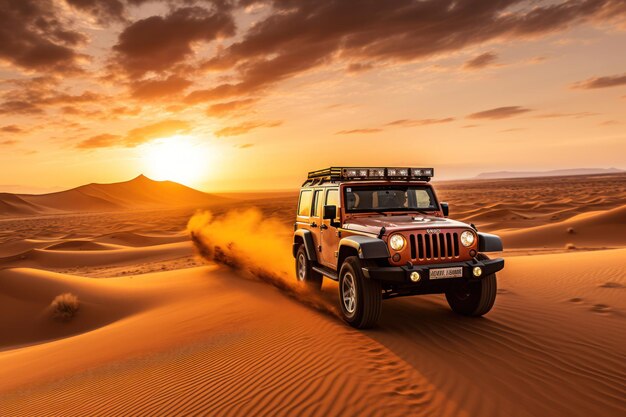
left=141, top=136, right=213, bottom=187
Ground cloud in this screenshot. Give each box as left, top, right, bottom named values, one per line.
left=76, top=119, right=191, bottom=149
left=131, top=75, right=193, bottom=100
left=65, top=0, right=127, bottom=24
left=0, top=125, right=25, bottom=133
left=337, top=116, right=454, bottom=134
left=190, top=0, right=626, bottom=99
left=0, top=89, right=105, bottom=116
left=570, top=73, right=626, bottom=89
left=76, top=133, right=122, bottom=149
left=235, top=143, right=254, bottom=149
left=335, top=128, right=383, bottom=135
left=0, top=101, right=43, bottom=115
left=0, top=0, right=86, bottom=73
left=467, top=106, right=532, bottom=120
left=463, top=52, right=498, bottom=70
left=346, top=62, right=374, bottom=73
left=385, top=118, right=454, bottom=127
left=534, top=111, right=599, bottom=119
left=112, top=6, right=235, bottom=77
left=214, top=120, right=282, bottom=137
left=0, top=139, right=18, bottom=146
left=125, top=119, right=191, bottom=146
left=207, top=98, right=257, bottom=117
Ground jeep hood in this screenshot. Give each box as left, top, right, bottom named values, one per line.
left=342, top=214, right=470, bottom=235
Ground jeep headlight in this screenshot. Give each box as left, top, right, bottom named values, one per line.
left=389, top=234, right=406, bottom=251
left=460, top=230, right=475, bottom=247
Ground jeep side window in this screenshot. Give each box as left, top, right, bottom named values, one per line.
left=311, top=190, right=322, bottom=217
left=326, top=189, right=340, bottom=219
left=298, top=190, right=313, bottom=217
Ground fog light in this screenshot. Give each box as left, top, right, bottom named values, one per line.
left=392, top=253, right=401, bottom=262
left=473, top=266, right=483, bottom=277
left=410, top=271, right=421, bottom=282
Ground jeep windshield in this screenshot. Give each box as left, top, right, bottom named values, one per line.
left=343, top=185, right=438, bottom=213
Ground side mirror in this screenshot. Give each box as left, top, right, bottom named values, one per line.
left=440, top=202, right=449, bottom=217
left=323, top=205, right=337, bottom=220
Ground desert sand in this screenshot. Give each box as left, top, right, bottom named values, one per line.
left=1, top=173, right=625, bottom=416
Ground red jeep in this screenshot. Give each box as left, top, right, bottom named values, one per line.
left=293, top=167, right=504, bottom=328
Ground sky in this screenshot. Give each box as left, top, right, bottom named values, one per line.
left=0, top=0, right=625, bottom=193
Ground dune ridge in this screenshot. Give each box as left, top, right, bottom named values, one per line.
left=0, top=175, right=228, bottom=217
left=500, top=204, right=626, bottom=248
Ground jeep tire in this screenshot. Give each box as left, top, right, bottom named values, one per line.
left=339, top=256, right=382, bottom=328
left=445, top=253, right=497, bottom=316
left=295, top=245, right=323, bottom=290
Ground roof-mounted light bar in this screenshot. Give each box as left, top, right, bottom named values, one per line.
left=307, top=167, right=434, bottom=182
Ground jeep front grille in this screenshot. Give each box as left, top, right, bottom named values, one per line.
left=409, top=232, right=459, bottom=261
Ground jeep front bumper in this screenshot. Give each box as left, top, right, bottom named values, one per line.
left=362, top=258, right=504, bottom=287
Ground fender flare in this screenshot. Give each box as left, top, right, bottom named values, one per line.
left=478, top=232, right=503, bottom=252
left=338, top=235, right=390, bottom=260
left=293, top=229, right=318, bottom=262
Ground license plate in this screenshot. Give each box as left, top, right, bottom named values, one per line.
left=429, top=267, right=463, bottom=279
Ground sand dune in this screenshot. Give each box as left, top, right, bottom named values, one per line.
left=0, top=241, right=193, bottom=270
left=95, top=231, right=188, bottom=247
left=0, top=193, right=47, bottom=215
left=43, top=240, right=123, bottom=251
left=0, top=175, right=228, bottom=217
left=501, top=204, right=626, bottom=248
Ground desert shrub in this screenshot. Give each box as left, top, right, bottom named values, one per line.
left=567, top=227, right=575, bottom=234
left=51, top=293, right=79, bottom=321
left=565, top=243, right=576, bottom=250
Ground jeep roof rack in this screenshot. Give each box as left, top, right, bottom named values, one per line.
left=307, top=167, right=434, bottom=183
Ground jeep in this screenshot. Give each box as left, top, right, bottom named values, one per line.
left=293, top=167, right=505, bottom=328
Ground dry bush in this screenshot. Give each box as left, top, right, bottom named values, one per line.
left=567, top=227, right=575, bottom=234
left=51, top=293, right=79, bottom=321
left=565, top=243, right=576, bottom=250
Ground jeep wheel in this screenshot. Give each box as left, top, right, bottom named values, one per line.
left=339, top=257, right=382, bottom=328
left=295, top=245, right=323, bottom=290
left=445, top=254, right=497, bottom=316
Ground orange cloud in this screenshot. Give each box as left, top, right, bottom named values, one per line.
left=214, top=120, right=282, bottom=137
left=76, top=120, right=191, bottom=149
left=386, top=118, right=455, bottom=127
left=468, top=106, right=532, bottom=120
left=571, top=73, right=626, bottom=89
left=207, top=99, right=258, bottom=117
left=335, top=128, right=383, bottom=135
left=76, top=133, right=122, bottom=149
left=0, top=125, right=23, bottom=133
left=131, top=76, right=193, bottom=100
left=125, top=120, right=191, bottom=146
left=463, top=52, right=498, bottom=70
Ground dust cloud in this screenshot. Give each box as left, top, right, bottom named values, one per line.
left=188, top=209, right=339, bottom=317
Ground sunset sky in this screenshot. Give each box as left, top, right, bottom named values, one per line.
left=0, top=0, right=625, bottom=192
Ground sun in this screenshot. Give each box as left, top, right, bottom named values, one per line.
left=140, top=135, right=213, bottom=187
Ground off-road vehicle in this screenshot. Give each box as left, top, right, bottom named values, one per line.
left=293, top=167, right=504, bottom=328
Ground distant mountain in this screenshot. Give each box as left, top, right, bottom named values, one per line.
left=475, top=168, right=624, bottom=180
left=0, top=175, right=228, bottom=217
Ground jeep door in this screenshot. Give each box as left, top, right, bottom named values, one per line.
left=320, top=188, right=341, bottom=268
